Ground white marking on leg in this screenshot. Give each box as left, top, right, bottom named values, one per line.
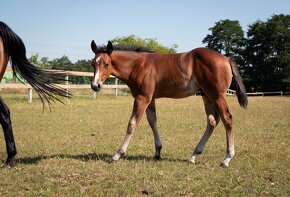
left=222, top=144, right=235, bottom=167
left=188, top=155, right=196, bottom=164
left=112, top=134, right=132, bottom=161
left=208, top=115, right=216, bottom=127
left=113, top=119, right=136, bottom=161
left=221, top=131, right=235, bottom=167
left=189, top=114, right=217, bottom=164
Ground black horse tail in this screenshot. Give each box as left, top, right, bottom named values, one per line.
left=0, top=21, right=70, bottom=108
left=229, top=57, right=248, bottom=109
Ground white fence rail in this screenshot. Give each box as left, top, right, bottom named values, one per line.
left=246, top=91, right=283, bottom=97
left=0, top=70, right=285, bottom=102
left=0, top=70, right=128, bottom=102
left=0, top=83, right=128, bottom=102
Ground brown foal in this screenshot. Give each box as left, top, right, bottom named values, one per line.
left=90, top=40, right=247, bottom=167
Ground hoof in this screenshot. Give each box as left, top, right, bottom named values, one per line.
left=3, top=157, right=16, bottom=168
left=220, top=162, right=229, bottom=168
left=112, top=152, right=124, bottom=162
left=188, top=161, right=196, bottom=164
left=112, top=155, right=120, bottom=162
left=154, top=155, right=161, bottom=160
left=188, top=156, right=196, bottom=164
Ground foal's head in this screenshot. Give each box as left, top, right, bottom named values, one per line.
left=90, top=40, right=114, bottom=92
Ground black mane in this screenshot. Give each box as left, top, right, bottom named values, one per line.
left=97, top=43, right=156, bottom=53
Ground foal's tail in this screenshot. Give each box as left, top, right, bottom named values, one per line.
left=229, top=57, right=248, bottom=109
left=0, top=21, right=70, bottom=108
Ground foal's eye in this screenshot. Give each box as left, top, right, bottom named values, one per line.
left=104, top=63, right=109, bottom=68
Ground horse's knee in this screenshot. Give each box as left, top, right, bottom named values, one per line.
left=223, top=111, right=233, bottom=130
left=208, top=115, right=216, bottom=127
left=208, top=114, right=220, bottom=127
left=127, top=120, right=137, bottom=135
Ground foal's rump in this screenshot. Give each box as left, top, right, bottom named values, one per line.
left=190, top=48, right=247, bottom=108
left=190, top=48, right=234, bottom=95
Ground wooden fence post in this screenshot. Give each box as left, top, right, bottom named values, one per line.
left=65, top=75, right=69, bottom=100
left=28, top=88, right=32, bottom=103
left=114, top=78, right=118, bottom=96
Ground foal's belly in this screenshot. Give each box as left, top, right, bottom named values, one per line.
left=154, top=79, right=200, bottom=99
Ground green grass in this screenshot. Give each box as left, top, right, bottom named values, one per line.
left=0, top=95, right=289, bottom=196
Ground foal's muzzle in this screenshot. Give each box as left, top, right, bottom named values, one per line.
left=91, top=82, right=101, bottom=92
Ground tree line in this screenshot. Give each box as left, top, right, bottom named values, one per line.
left=202, top=14, right=289, bottom=92
left=29, top=14, right=289, bottom=92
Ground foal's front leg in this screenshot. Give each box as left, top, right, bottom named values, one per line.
left=146, top=99, right=162, bottom=159
left=112, top=97, right=150, bottom=161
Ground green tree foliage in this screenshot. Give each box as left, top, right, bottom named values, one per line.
left=29, top=54, right=46, bottom=68
left=72, top=59, right=93, bottom=84
left=111, top=35, right=178, bottom=54
left=28, top=55, right=92, bottom=84
left=202, top=15, right=290, bottom=92
left=49, top=55, right=73, bottom=70
left=202, top=19, right=245, bottom=57
left=245, top=14, right=290, bottom=91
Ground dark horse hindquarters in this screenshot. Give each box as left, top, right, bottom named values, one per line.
left=0, top=22, right=69, bottom=106
left=0, top=21, right=70, bottom=167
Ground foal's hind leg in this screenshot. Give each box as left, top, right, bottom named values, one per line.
left=0, top=96, right=17, bottom=167
left=146, top=99, right=162, bottom=159
left=213, top=96, right=234, bottom=167
left=188, top=96, right=220, bottom=164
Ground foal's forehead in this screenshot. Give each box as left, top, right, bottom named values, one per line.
left=95, top=56, right=101, bottom=64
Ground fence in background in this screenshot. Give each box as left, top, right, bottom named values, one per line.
left=246, top=91, right=283, bottom=97
left=0, top=70, right=286, bottom=103
left=0, top=70, right=128, bottom=102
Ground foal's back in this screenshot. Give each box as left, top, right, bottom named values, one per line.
left=142, top=48, right=232, bottom=99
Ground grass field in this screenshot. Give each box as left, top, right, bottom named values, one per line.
left=0, top=94, right=289, bottom=196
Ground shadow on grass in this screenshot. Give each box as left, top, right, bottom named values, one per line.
left=15, top=153, right=187, bottom=165
left=16, top=153, right=112, bottom=165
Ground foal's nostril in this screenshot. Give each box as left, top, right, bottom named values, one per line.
left=91, top=83, right=101, bottom=92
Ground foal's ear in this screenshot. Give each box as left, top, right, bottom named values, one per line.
left=106, top=41, right=113, bottom=55
left=91, top=40, right=98, bottom=53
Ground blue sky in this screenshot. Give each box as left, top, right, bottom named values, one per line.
left=1, top=0, right=289, bottom=62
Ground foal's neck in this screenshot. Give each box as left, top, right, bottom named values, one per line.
left=110, top=51, right=143, bottom=82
